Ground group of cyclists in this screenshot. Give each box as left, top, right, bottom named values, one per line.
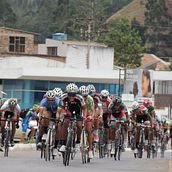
left=0, top=83, right=171, bottom=160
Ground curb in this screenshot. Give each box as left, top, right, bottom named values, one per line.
left=9, top=143, right=36, bottom=151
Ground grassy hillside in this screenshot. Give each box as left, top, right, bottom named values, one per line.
left=107, top=0, right=147, bottom=24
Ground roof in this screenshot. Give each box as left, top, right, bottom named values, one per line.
left=140, top=53, right=169, bottom=70
left=49, top=39, right=108, bottom=48
left=0, top=55, right=121, bottom=83
left=0, top=27, right=40, bottom=35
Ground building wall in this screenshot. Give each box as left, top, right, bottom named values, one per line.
left=38, top=39, right=67, bottom=57
left=38, top=39, right=114, bottom=70
left=2, top=79, right=120, bottom=108
left=0, top=28, right=36, bottom=54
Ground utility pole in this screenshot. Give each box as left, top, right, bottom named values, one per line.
left=80, top=18, right=92, bottom=69
left=87, top=20, right=91, bottom=69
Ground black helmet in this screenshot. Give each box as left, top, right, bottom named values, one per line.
left=112, top=97, right=122, bottom=105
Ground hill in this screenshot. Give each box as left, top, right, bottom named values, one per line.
left=106, top=0, right=147, bottom=24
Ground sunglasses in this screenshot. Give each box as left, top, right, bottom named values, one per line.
left=102, top=96, right=107, bottom=99
left=47, top=99, right=54, bottom=102
left=68, top=93, right=76, bottom=97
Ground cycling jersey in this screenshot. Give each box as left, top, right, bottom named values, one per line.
left=101, top=97, right=111, bottom=114
left=147, top=105, right=155, bottom=117
left=108, top=102, right=126, bottom=118
left=60, top=93, right=85, bottom=117
left=83, top=95, right=94, bottom=114
left=39, top=97, right=60, bottom=113
left=21, top=110, right=37, bottom=133
left=0, top=100, right=21, bottom=114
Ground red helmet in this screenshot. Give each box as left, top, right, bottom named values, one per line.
left=139, top=105, right=148, bottom=113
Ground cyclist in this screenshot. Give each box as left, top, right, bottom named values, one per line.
left=130, top=102, right=150, bottom=152
left=21, top=104, right=39, bottom=143
left=162, top=117, right=169, bottom=134
left=159, top=118, right=170, bottom=151
left=87, top=84, right=102, bottom=142
left=37, top=90, right=60, bottom=149
left=0, top=98, right=21, bottom=147
left=99, top=89, right=111, bottom=152
left=57, top=83, right=87, bottom=153
left=108, top=97, right=127, bottom=154
left=143, top=99, right=156, bottom=145
left=79, top=85, right=95, bottom=158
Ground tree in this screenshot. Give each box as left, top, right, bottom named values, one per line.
left=0, top=0, right=16, bottom=27
left=145, top=0, right=172, bottom=57
left=105, top=17, right=144, bottom=68
left=105, top=17, right=144, bottom=93
left=168, top=60, right=172, bottom=71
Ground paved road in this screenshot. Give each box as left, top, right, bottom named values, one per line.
left=0, top=149, right=171, bottom=172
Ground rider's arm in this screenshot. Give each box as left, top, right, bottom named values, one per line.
left=82, top=105, right=87, bottom=118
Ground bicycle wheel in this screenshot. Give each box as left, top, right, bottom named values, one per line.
left=63, top=132, right=73, bottom=166
left=41, top=141, right=46, bottom=159
left=4, top=129, right=10, bottom=157
left=45, top=130, right=51, bottom=161
left=160, top=143, right=165, bottom=158
left=98, top=129, right=105, bottom=158
left=147, top=144, right=151, bottom=159
left=64, top=147, right=71, bottom=166
left=80, top=130, right=87, bottom=164
left=118, top=135, right=123, bottom=161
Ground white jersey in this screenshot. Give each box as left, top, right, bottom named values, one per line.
left=0, top=100, right=21, bottom=113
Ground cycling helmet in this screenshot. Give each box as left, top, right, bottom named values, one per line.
left=87, top=84, right=96, bottom=94
left=100, top=89, right=109, bottom=98
left=46, top=90, right=56, bottom=99
left=112, top=96, right=122, bottom=105
left=132, top=101, right=139, bottom=110
left=32, top=104, right=39, bottom=111
left=8, top=98, right=17, bottom=106
left=66, top=83, right=78, bottom=93
left=53, top=87, right=63, bottom=98
left=79, top=85, right=89, bottom=95
left=139, top=105, right=148, bottom=113
left=143, top=99, right=151, bottom=107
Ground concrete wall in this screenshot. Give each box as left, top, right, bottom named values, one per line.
left=0, top=28, right=36, bottom=54
left=38, top=39, right=114, bottom=70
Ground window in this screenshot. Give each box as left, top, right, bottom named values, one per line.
left=9, top=36, right=25, bottom=53
left=47, top=47, right=58, bottom=56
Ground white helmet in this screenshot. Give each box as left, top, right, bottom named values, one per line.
left=100, top=89, right=109, bottom=97
left=87, top=84, right=96, bottom=94
left=79, top=85, right=89, bottom=95
left=132, top=101, right=139, bottom=110
left=66, top=83, right=78, bottom=93
left=46, top=90, right=56, bottom=99
left=53, top=88, right=63, bottom=98
left=8, top=98, right=17, bottom=106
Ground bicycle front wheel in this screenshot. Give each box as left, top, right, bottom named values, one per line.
left=63, top=147, right=71, bottom=166
left=4, top=129, right=10, bottom=157
left=45, top=130, right=51, bottom=161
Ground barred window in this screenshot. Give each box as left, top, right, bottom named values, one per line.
left=9, top=36, right=25, bottom=53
